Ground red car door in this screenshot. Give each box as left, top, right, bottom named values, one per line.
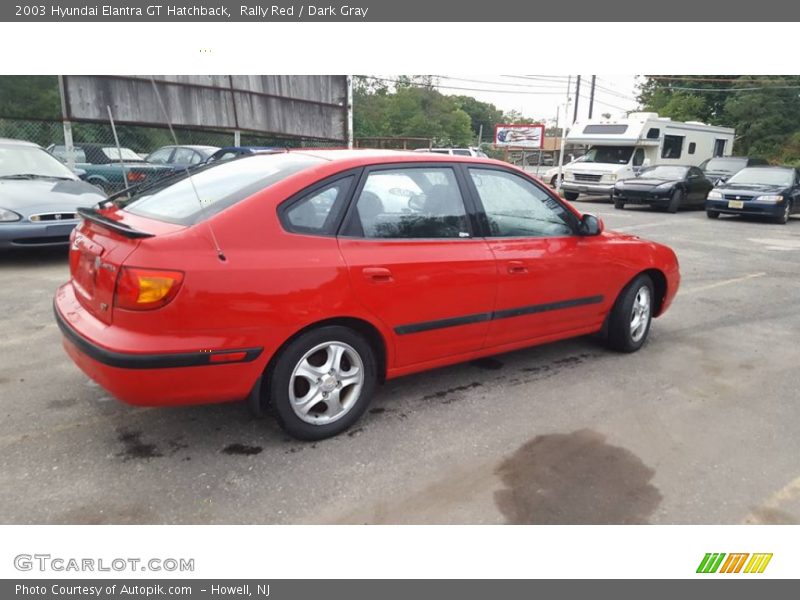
left=338, top=165, right=497, bottom=368
left=465, top=166, right=614, bottom=347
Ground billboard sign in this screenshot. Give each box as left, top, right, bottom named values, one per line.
left=494, top=123, right=545, bottom=148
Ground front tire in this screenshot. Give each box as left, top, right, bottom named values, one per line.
left=605, top=274, right=654, bottom=353
left=706, top=210, right=720, bottom=219
left=614, top=198, right=625, bottom=209
left=775, top=201, right=791, bottom=224
left=268, top=326, right=377, bottom=440
left=667, top=189, right=683, bottom=213
left=563, top=191, right=580, bottom=201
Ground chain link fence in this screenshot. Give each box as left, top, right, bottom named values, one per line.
left=0, top=117, right=343, bottom=156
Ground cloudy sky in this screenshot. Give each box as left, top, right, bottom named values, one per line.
left=432, top=75, right=641, bottom=126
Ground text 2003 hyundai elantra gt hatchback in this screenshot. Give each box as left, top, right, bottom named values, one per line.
left=55, top=150, right=680, bottom=440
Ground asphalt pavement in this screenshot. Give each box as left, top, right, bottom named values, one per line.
left=1, top=200, right=799, bottom=524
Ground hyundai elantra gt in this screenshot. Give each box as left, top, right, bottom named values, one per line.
left=55, top=150, right=680, bottom=440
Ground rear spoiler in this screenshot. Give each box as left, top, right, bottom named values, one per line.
left=77, top=207, right=154, bottom=239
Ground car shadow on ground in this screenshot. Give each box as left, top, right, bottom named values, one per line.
left=0, top=246, right=69, bottom=268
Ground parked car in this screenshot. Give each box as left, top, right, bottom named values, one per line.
left=543, top=155, right=585, bottom=187
left=0, top=138, right=105, bottom=249
left=205, top=146, right=281, bottom=163
left=705, top=166, right=800, bottom=224
left=613, top=165, right=714, bottom=212
left=700, top=156, right=768, bottom=185
left=145, top=145, right=219, bottom=170
left=413, top=147, right=488, bottom=158
left=47, top=143, right=173, bottom=195
left=55, top=150, right=680, bottom=440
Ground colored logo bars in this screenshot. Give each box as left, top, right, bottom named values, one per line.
left=697, top=553, right=773, bottom=574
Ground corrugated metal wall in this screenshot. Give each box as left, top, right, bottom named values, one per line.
left=63, top=75, right=347, bottom=142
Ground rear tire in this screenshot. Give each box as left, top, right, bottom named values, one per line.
left=268, top=326, right=377, bottom=441
left=614, top=199, right=625, bottom=209
left=706, top=210, right=720, bottom=219
left=563, top=191, right=580, bottom=201
left=605, top=274, right=654, bottom=353
left=667, top=189, right=682, bottom=214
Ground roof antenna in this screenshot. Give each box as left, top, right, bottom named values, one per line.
left=106, top=106, right=130, bottom=200
left=148, top=76, right=227, bottom=262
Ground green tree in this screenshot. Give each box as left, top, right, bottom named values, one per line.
left=0, top=76, right=60, bottom=119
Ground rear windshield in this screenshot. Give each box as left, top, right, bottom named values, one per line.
left=124, top=153, right=324, bottom=225
left=704, top=158, right=747, bottom=173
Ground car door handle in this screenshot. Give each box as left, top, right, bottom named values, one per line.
left=507, top=261, right=528, bottom=274
left=362, top=267, right=394, bottom=283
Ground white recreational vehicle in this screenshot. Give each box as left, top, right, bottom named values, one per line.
left=560, top=112, right=735, bottom=201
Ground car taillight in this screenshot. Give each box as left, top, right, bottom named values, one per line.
left=114, top=267, right=184, bottom=310
left=127, top=171, right=147, bottom=183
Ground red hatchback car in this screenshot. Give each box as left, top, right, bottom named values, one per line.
left=55, top=150, right=679, bottom=440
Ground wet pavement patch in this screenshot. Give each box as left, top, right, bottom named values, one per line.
left=116, top=429, right=163, bottom=461
left=422, top=382, right=483, bottom=402
left=470, top=357, right=505, bottom=370
left=494, top=429, right=661, bottom=524
left=222, top=443, right=263, bottom=456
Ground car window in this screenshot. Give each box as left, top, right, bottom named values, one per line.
left=452, top=149, right=471, bottom=156
left=50, top=145, right=87, bottom=164
left=469, top=168, right=573, bottom=238
left=283, top=176, right=353, bottom=235
left=173, top=147, right=199, bottom=166
left=147, top=148, right=174, bottom=164
left=349, top=167, right=470, bottom=239
left=124, top=153, right=325, bottom=225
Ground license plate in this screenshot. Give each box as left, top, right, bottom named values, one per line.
left=728, top=200, right=744, bottom=209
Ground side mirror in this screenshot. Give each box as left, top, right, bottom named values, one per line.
left=579, top=213, right=604, bottom=236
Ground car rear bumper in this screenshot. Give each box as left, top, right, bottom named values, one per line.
left=0, top=221, right=80, bottom=248
left=54, top=283, right=265, bottom=406
left=705, top=198, right=787, bottom=217
left=562, top=182, right=614, bottom=196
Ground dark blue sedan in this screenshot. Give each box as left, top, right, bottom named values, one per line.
left=705, top=166, right=800, bottom=224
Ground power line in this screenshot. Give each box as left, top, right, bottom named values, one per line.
left=438, top=75, right=567, bottom=90
left=355, top=75, right=570, bottom=96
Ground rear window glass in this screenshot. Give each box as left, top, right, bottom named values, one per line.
left=124, top=153, right=323, bottom=225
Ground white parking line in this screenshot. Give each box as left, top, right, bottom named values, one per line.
left=683, top=272, right=766, bottom=295
left=614, top=221, right=672, bottom=232
left=743, top=475, right=800, bottom=524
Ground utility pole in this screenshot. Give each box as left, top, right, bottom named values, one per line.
left=57, top=75, right=75, bottom=170
left=346, top=75, right=354, bottom=149
left=573, top=75, right=581, bottom=124
left=588, top=75, right=597, bottom=119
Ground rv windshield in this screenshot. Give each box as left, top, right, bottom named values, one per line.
left=582, top=146, right=634, bottom=165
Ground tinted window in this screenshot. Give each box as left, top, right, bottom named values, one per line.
left=661, top=135, right=684, bottom=159
left=124, top=153, right=323, bottom=225
left=632, top=148, right=645, bottom=167
left=172, top=147, right=201, bottom=166
left=350, top=167, right=470, bottom=239
left=646, top=128, right=660, bottom=139
left=147, top=147, right=173, bottom=164
left=688, top=142, right=696, bottom=154
left=283, top=176, right=353, bottom=235
left=469, top=168, right=573, bottom=238
left=704, top=157, right=747, bottom=173
left=452, top=149, right=472, bottom=156
left=582, top=146, right=634, bottom=164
